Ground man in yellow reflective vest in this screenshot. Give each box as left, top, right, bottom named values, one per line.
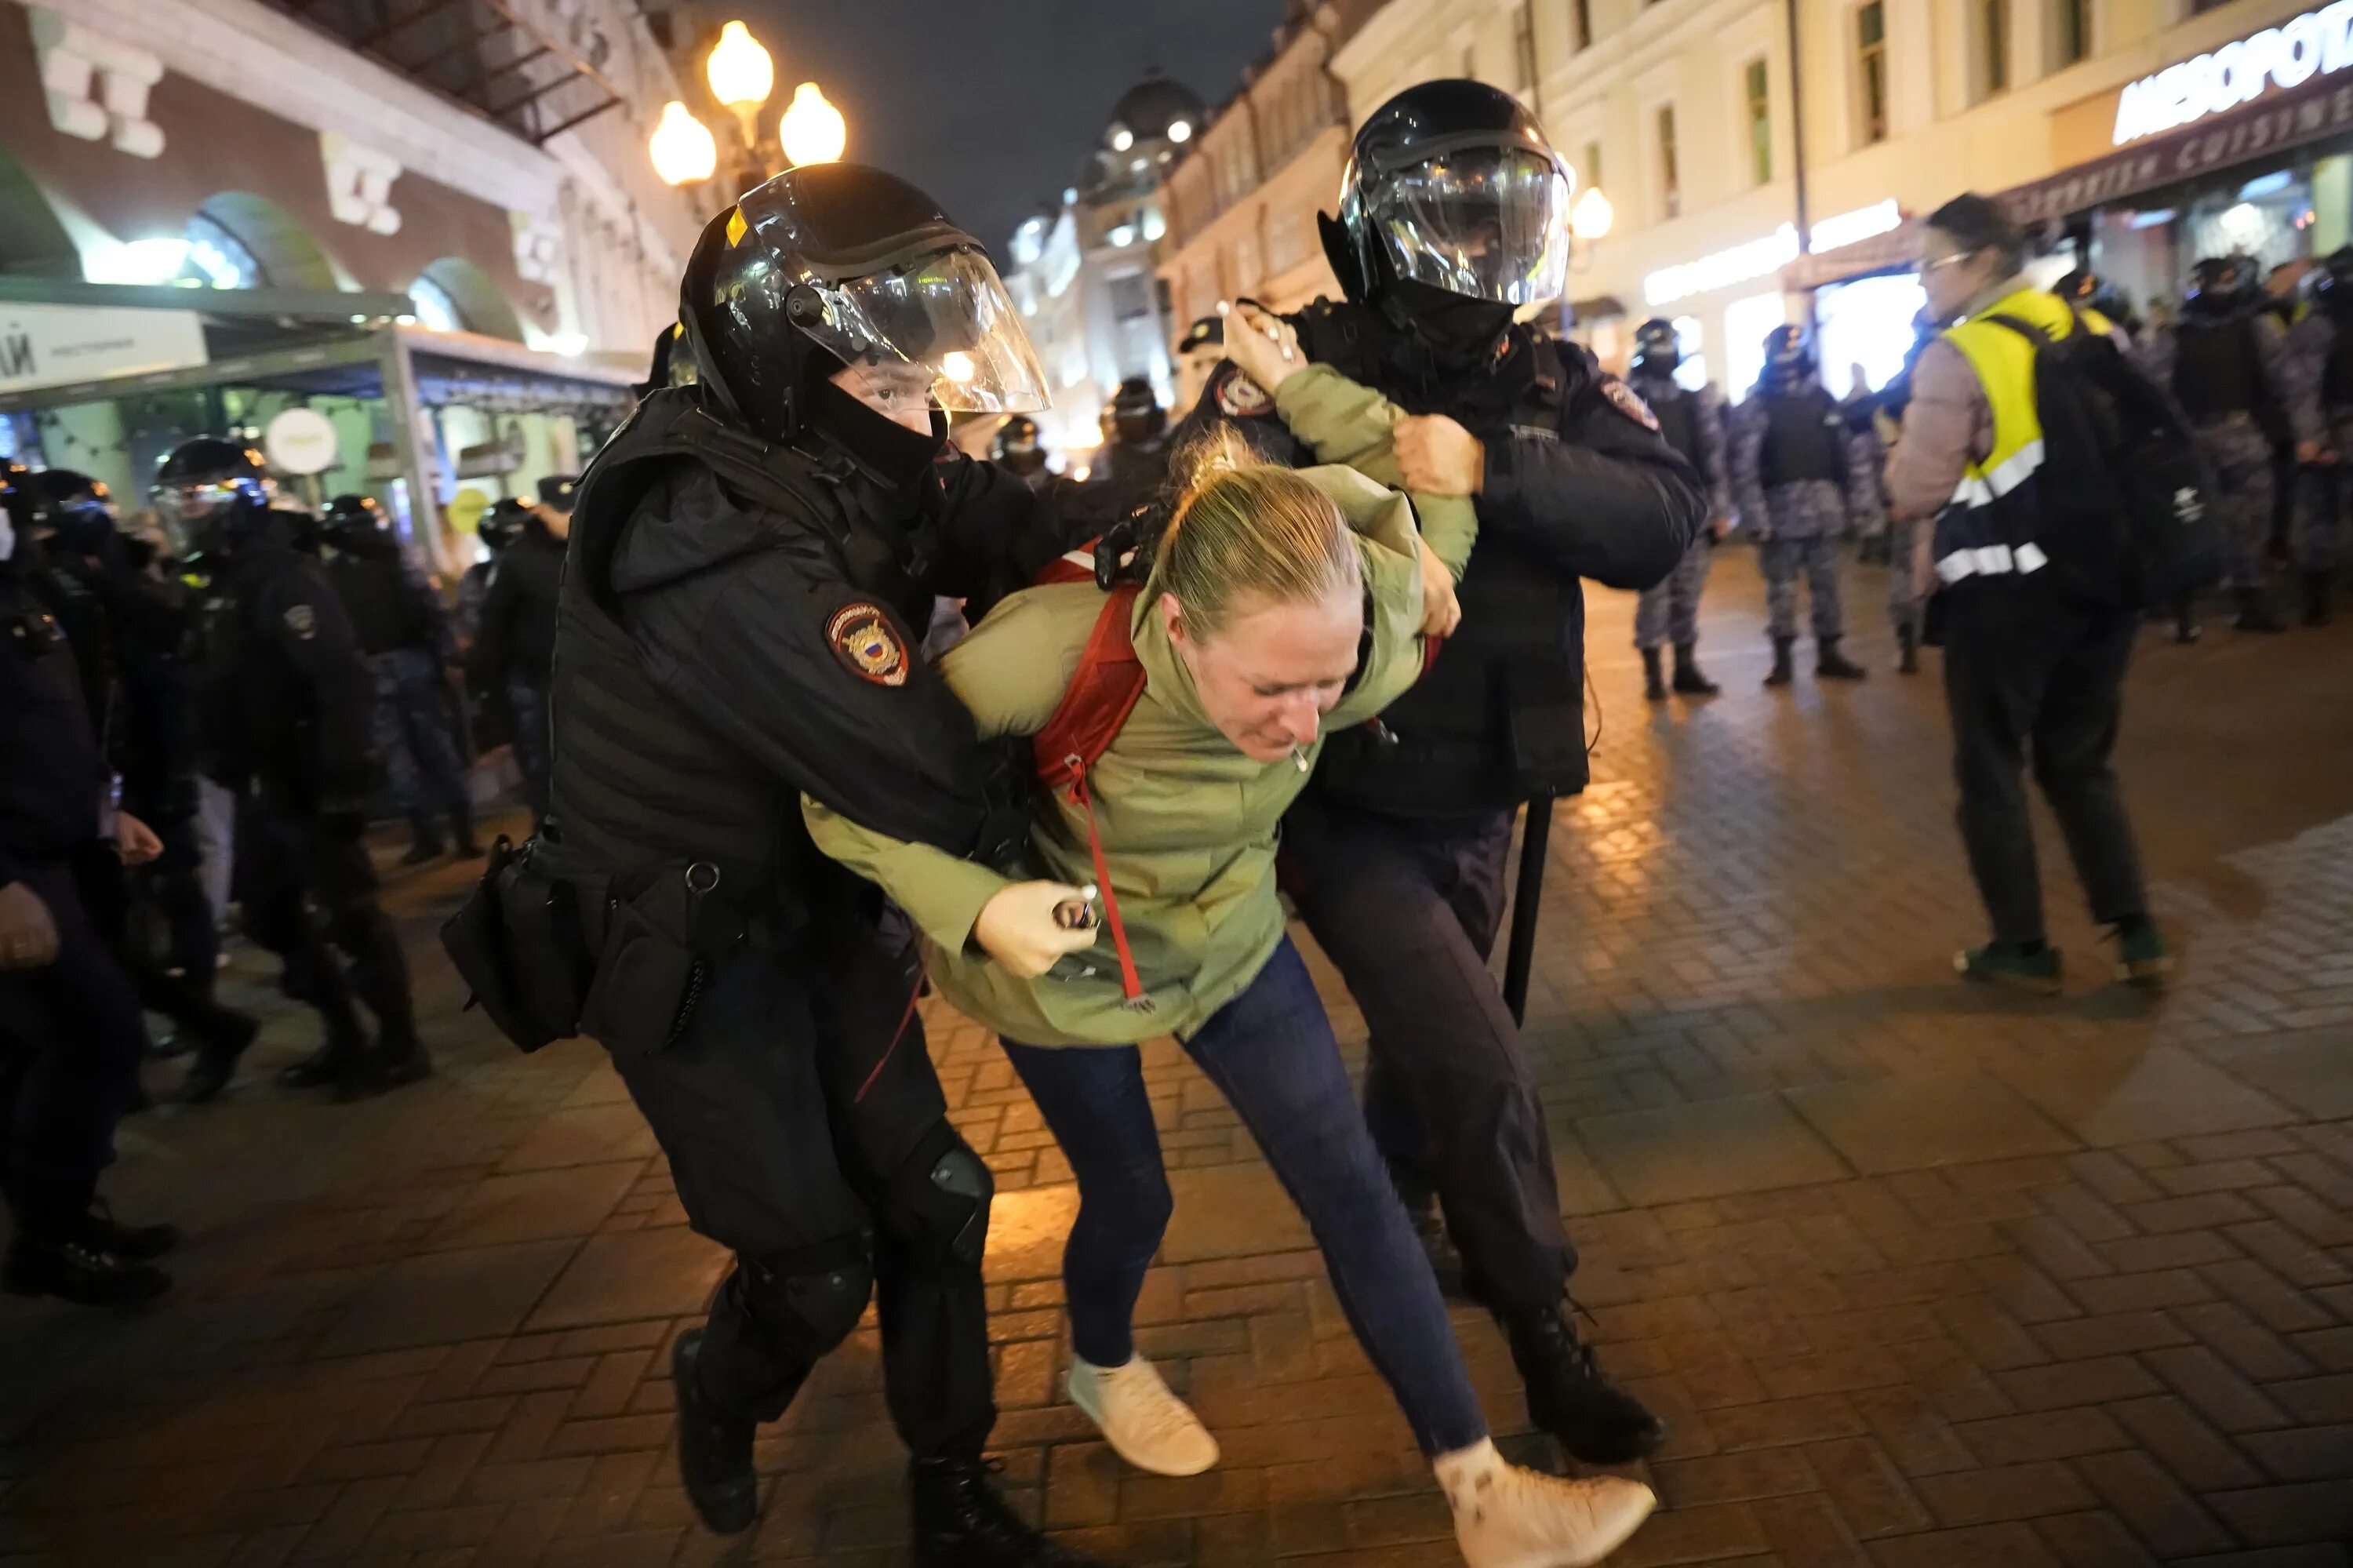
left=1884, top=193, right=2173, bottom=997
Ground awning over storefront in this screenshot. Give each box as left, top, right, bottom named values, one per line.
left=1781, top=220, right=1922, bottom=292
left=1999, top=60, right=2353, bottom=228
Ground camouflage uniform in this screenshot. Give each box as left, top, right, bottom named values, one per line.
left=2279, top=306, right=2352, bottom=576
left=1731, top=382, right=1878, bottom=643
left=2139, top=311, right=2302, bottom=591
left=1626, top=371, right=1727, bottom=652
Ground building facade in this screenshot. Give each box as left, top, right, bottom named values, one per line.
left=1, top=0, right=706, bottom=558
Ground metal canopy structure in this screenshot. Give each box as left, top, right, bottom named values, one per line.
left=265, top=0, right=628, bottom=144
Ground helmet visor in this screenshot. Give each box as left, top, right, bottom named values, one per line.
left=1358, top=146, right=1574, bottom=306
left=152, top=479, right=264, bottom=530
left=800, top=246, right=1049, bottom=415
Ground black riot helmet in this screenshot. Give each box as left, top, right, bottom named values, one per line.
left=2316, top=246, right=2353, bottom=316
left=152, top=437, right=275, bottom=566
left=1110, top=376, right=1165, bottom=445
left=0, top=461, right=29, bottom=562
left=478, top=497, right=531, bottom=555
left=19, top=467, right=120, bottom=557
left=1322, top=79, right=1575, bottom=355
left=1760, top=324, right=1817, bottom=389
left=1176, top=315, right=1224, bottom=356
left=1631, top=318, right=1682, bottom=376
left=991, top=413, right=1046, bottom=475
left=2052, top=268, right=2099, bottom=307
left=678, top=162, right=1049, bottom=447
left=322, top=493, right=391, bottom=555
left=2185, top=255, right=2254, bottom=315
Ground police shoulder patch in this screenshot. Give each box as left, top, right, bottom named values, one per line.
left=1216, top=366, right=1274, bottom=418
left=826, top=601, right=910, bottom=688
left=1601, top=377, right=1661, bottom=432
left=284, top=602, right=318, bottom=639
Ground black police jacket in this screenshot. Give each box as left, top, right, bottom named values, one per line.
left=324, top=548, right=446, bottom=660
left=30, top=545, right=200, bottom=824
left=195, top=526, right=377, bottom=812
left=0, top=557, right=107, bottom=886
left=547, top=389, right=1053, bottom=927
left=471, top=524, right=562, bottom=687
left=1173, top=298, right=1704, bottom=813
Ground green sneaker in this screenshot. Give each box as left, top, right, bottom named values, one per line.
left=1955, top=943, right=2063, bottom=995
left=2115, top=924, right=2174, bottom=993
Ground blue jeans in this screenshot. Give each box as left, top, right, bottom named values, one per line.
left=1002, top=937, right=1488, bottom=1456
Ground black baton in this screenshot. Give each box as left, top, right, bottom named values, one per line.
left=1500, top=794, right=1555, bottom=1026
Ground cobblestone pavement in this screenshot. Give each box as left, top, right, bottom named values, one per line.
left=5, top=551, right=2352, bottom=1568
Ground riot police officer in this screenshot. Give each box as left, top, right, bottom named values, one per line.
left=1624, top=318, right=1729, bottom=699
left=1733, top=325, right=1876, bottom=685
left=453, top=497, right=528, bottom=654
left=0, top=462, right=176, bottom=1305
left=1089, top=375, right=1169, bottom=502
left=322, top=493, right=479, bottom=864
left=1173, top=314, right=1226, bottom=412
left=1167, top=80, right=1701, bottom=1468
left=2282, top=246, right=2353, bottom=625
left=988, top=413, right=1050, bottom=490
left=2140, top=256, right=2307, bottom=634
left=507, top=166, right=1098, bottom=1560
left=470, top=476, right=569, bottom=825
left=155, top=440, right=429, bottom=1104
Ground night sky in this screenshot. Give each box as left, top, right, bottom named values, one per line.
left=737, top=0, right=1289, bottom=255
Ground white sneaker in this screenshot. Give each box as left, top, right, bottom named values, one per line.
left=1064, top=1355, right=1220, bottom=1477
left=1435, top=1439, right=1657, bottom=1568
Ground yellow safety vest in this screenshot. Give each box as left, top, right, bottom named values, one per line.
left=1931, top=286, right=2086, bottom=586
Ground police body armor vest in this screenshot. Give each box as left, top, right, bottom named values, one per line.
left=1757, top=388, right=1845, bottom=486
left=2172, top=317, right=2261, bottom=422
left=2322, top=311, right=2353, bottom=409
left=1649, top=386, right=1703, bottom=468
left=547, top=389, right=882, bottom=910
left=1290, top=301, right=1588, bottom=812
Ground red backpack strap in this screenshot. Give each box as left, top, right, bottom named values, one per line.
left=1032, top=584, right=1151, bottom=1009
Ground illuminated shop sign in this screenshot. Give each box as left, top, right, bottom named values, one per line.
left=1642, top=200, right=1903, bottom=307
left=2112, top=5, right=2353, bottom=147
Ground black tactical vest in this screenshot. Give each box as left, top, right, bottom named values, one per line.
left=1757, top=388, right=1845, bottom=486
left=547, top=391, right=879, bottom=908
left=1290, top=301, right=1588, bottom=813
left=2323, top=312, right=2353, bottom=409
left=2173, top=318, right=2261, bottom=422
left=1637, top=376, right=1703, bottom=467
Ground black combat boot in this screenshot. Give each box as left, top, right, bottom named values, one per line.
left=1640, top=647, right=1667, bottom=701
left=1897, top=623, right=1920, bottom=675
left=1817, top=637, right=1868, bottom=680
left=1671, top=642, right=1719, bottom=696
left=911, top=1456, right=1107, bottom=1567
left=1501, top=1302, right=1667, bottom=1465
left=79, top=1201, right=180, bottom=1263
left=333, top=1017, right=433, bottom=1103
left=1762, top=636, right=1795, bottom=687
left=2233, top=586, right=2288, bottom=633
left=450, top=802, right=484, bottom=860
left=671, top=1330, right=758, bottom=1533
left=400, top=813, right=445, bottom=866
left=3, top=1228, right=170, bottom=1308
left=176, top=1010, right=261, bottom=1105
left=2172, top=591, right=2202, bottom=644
left=275, top=1019, right=369, bottom=1090
left=2304, top=570, right=2333, bottom=628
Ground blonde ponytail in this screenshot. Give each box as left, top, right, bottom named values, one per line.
left=1143, top=454, right=1361, bottom=641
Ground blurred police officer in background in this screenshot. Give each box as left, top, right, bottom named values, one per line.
left=2140, top=255, right=2307, bottom=635
left=1624, top=317, right=1729, bottom=700
left=322, top=493, right=479, bottom=865
left=453, top=497, right=528, bottom=654
left=988, top=413, right=1051, bottom=490
left=155, top=440, right=429, bottom=1105
left=2282, top=246, right=2353, bottom=626
left=470, top=475, right=571, bottom=827
left=1089, top=374, right=1169, bottom=502
left=1733, top=325, right=1876, bottom=686
left=509, top=166, right=1097, bottom=1560
left=1172, top=79, right=1701, bottom=1470
left=0, top=462, right=179, bottom=1306
left=1173, top=314, right=1225, bottom=413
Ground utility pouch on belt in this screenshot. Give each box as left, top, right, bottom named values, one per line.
left=576, top=862, right=738, bottom=1060
left=440, top=835, right=598, bottom=1053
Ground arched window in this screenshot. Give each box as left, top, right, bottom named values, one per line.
left=409, top=272, right=466, bottom=332
left=183, top=210, right=264, bottom=289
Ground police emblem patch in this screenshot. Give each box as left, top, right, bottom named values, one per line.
left=1216, top=368, right=1273, bottom=417
left=284, top=603, right=318, bottom=639
left=826, top=602, right=909, bottom=687
left=1602, top=378, right=1661, bottom=432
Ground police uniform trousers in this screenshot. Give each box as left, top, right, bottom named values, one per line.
left=611, top=917, right=996, bottom=1454
left=1757, top=481, right=1849, bottom=642
left=77, top=821, right=245, bottom=1051
left=2293, top=409, right=2353, bottom=573
left=1887, top=515, right=1929, bottom=638
left=504, top=675, right=551, bottom=826
left=233, top=792, right=413, bottom=1047
left=2194, top=417, right=2276, bottom=591
left=1282, top=791, right=1574, bottom=1313
left=1940, top=581, right=2152, bottom=947
left=369, top=648, right=473, bottom=849
left=1632, top=537, right=1712, bottom=652
left=0, top=853, right=147, bottom=1242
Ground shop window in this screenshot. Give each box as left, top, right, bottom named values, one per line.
left=1656, top=104, right=1681, bottom=221
left=1744, top=59, right=1772, bottom=187
left=1671, top=316, right=1706, bottom=394
left=1856, top=2, right=1889, bottom=146
left=409, top=274, right=466, bottom=333
left=182, top=211, right=263, bottom=289
left=2053, top=0, right=2091, bottom=68
left=1570, top=0, right=1592, bottom=53
left=1980, top=0, right=2010, bottom=100
left=1722, top=291, right=1787, bottom=401
left=1108, top=271, right=1153, bottom=322
left=1514, top=1, right=1537, bottom=93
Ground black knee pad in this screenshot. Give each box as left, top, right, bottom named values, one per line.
left=879, top=1123, right=993, bottom=1273
left=737, top=1239, right=875, bottom=1362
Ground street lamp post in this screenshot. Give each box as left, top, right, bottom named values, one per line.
left=651, top=20, right=845, bottom=194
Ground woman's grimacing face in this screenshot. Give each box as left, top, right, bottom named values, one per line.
left=1919, top=226, right=2000, bottom=323
left=1162, top=586, right=1363, bottom=763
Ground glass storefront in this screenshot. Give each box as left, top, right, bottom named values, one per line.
left=1814, top=272, right=1928, bottom=396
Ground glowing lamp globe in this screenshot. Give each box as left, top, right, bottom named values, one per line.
left=780, top=82, right=847, bottom=166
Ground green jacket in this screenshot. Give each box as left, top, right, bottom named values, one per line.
left=806, top=391, right=1467, bottom=1046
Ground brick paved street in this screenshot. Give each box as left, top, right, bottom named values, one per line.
left=5, top=551, right=2351, bottom=1568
